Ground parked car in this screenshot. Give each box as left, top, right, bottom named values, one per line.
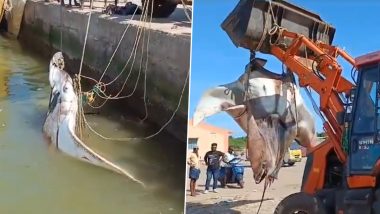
left=283, top=148, right=296, bottom=166
left=289, top=141, right=302, bottom=162
left=283, top=142, right=302, bottom=166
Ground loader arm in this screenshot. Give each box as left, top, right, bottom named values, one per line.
left=270, top=29, right=354, bottom=162
left=220, top=1, right=380, bottom=212
left=268, top=28, right=378, bottom=192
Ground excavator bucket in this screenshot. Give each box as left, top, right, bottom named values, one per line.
left=221, top=0, right=335, bottom=55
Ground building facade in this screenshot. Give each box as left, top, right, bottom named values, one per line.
left=187, top=119, right=232, bottom=161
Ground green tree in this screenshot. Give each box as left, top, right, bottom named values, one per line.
left=317, top=132, right=326, bottom=138
left=229, top=136, right=247, bottom=150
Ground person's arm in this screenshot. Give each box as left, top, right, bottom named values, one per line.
left=187, top=154, right=193, bottom=166
left=204, top=152, right=209, bottom=165
left=219, top=151, right=225, bottom=160
left=221, top=152, right=228, bottom=163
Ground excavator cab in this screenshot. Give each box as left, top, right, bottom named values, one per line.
left=349, top=51, right=380, bottom=175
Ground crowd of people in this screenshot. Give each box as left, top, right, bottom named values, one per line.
left=187, top=143, right=239, bottom=197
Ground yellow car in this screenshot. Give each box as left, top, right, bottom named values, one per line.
left=283, top=142, right=303, bottom=167
left=289, top=141, right=302, bottom=162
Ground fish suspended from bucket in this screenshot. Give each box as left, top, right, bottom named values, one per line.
left=194, top=58, right=317, bottom=184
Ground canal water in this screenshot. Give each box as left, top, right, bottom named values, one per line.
left=0, top=35, right=186, bottom=214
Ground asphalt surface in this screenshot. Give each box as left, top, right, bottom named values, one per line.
left=186, top=158, right=306, bottom=214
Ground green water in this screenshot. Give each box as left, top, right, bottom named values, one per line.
left=0, top=35, right=186, bottom=214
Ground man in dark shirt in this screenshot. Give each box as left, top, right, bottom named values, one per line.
left=203, top=143, right=225, bottom=193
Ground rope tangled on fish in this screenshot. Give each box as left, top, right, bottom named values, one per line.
left=47, top=0, right=190, bottom=187
left=45, top=53, right=146, bottom=187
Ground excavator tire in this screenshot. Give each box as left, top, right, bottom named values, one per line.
left=274, top=192, right=327, bottom=214
left=141, top=0, right=178, bottom=18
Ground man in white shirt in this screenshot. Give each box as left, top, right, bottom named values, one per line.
left=222, top=146, right=235, bottom=187
left=225, top=146, right=235, bottom=162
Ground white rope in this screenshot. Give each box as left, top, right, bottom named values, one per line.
left=78, top=10, right=92, bottom=77
left=83, top=8, right=149, bottom=108
left=87, top=0, right=149, bottom=106
left=83, top=0, right=148, bottom=109
left=100, top=0, right=149, bottom=87
left=74, top=0, right=187, bottom=141
left=180, top=0, right=192, bottom=22
left=141, top=0, right=154, bottom=122
left=82, top=71, right=189, bottom=141
left=86, top=0, right=152, bottom=104
left=98, top=5, right=141, bottom=82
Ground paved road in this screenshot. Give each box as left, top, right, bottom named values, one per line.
left=186, top=158, right=306, bottom=214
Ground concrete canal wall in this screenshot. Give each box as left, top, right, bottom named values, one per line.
left=19, top=0, right=191, bottom=141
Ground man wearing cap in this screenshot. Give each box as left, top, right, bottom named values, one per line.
left=203, top=143, right=225, bottom=193
left=187, top=146, right=201, bottom=196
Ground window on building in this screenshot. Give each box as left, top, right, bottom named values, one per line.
left=188, top=138, right=198, bottom=150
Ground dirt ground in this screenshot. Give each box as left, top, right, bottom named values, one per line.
left=186, top=158, right=306, bottom=214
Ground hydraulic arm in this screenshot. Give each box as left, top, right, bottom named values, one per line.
left=268, top=27, right=380, bottom=192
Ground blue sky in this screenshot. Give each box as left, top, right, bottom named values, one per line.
left=189, top=0, right=380, bottom=137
